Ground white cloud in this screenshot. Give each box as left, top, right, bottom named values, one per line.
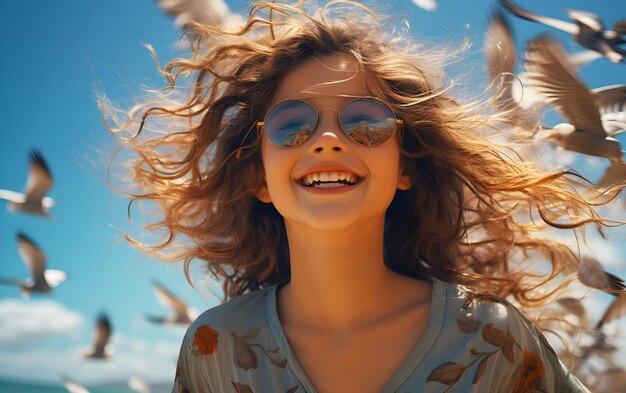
left=0, top=299, right=83, bottom=347
left=0, top=300, right=181, bottom=388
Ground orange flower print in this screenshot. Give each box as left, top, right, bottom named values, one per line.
left=194, top=325, right=219, bottom=355
left=512, top=350, right=545, bottom=393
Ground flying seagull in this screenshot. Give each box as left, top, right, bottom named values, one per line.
left=128, top=376, right=152, bottom=393
left=484, top=8, right=543, bottom=132
left=83, top=313, right=112, bottom=359
left=61, top=375, right=91, bottom=393
left=0, top=150, right=54, bottom=216
left=0, top=232, right=67, bottom=299
left=146, top=280, right=196, bottom=325
left=156, top=0, right=243, bottom=32
left=522, top=35, right=626, bottom=186
left=500, top=0, right=626, bottom=63
left=596, top=293, right=626, bottom=329
left=577, top=255, right=625, bottom=295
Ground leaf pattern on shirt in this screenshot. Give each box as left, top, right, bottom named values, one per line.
left=456, top=316, right=481, bottom=334
left=229, top=326, right=288, bottom=370
left=232, top=381, right=254, bottom=393
left=428, top=291, right=548, bottom=392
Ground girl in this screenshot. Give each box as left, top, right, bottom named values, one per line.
left=108, top=1, right=624, bottom=392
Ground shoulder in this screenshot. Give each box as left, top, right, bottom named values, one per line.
left=439, top=279, right=535, bottom=335
left=178, top=285, right=275, bottom=359
left=433, top=279, right=589, bottom=392
left=192, top=285, right=273, bottom=331
left=172, top=285, right=299, bottom=392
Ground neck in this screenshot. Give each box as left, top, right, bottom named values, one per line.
left=279, top=214, right=417, bottom=334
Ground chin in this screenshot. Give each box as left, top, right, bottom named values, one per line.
left=296, top=208, right=384, bottom=231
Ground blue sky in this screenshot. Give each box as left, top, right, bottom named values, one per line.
left=0, top=0, right=624, bottom=388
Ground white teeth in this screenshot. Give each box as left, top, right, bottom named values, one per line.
left=300, top=171, right=360, bottom=186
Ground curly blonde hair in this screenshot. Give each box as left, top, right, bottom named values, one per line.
left=105, top=1, right=624, bottom=305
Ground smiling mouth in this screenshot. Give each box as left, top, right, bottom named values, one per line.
left=298, top=171, right=363, bottom=188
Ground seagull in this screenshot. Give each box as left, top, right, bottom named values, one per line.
left=146, top=280, right=196, bottom=325
left=556, top=297, right=588, bottom=325
left=593, top=84, right=626, bottom=133
left=156, top=0, right=243, bottom=31
left=128, top=376, right=152, bottom=393
left=500, top=0, right=626, bottom=63
left=596, top=293, right=626, bottom=329
left=411, top=0, right=437, bottom=12
left=522, top=36, right=626, bottom=186
left=0, top=150, right=54, bottom=217
left=83, top=313, right=112, bottom=359
left=0, top=232, right=67, bottom=299
left=577, top=255, right=625, bottom=295
left=484, top=8, right=543, bottom=132
left=60, top=375, right=91, bottom=393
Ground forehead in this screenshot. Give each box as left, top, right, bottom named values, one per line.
left=271, top=54, right=371, bottom=104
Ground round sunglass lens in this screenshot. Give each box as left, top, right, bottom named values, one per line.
left=340, top=99, right=396, bottom=146
left=264, top=100, right=317, bottom=147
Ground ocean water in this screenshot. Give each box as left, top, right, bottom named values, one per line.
left=0, top=379, right=172, bottom=393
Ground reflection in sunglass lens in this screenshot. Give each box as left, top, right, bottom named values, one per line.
left=340, top=98, right=396, bottom=147
left=264, top=100, right=317, bottom=147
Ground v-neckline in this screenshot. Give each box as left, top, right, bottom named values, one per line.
left=266, top=278, right=445, bottom=392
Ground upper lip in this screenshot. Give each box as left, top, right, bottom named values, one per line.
left=295, top=164, right=365, bottom=181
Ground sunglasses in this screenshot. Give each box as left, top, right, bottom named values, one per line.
left=257, top=97, right=403, bottom=148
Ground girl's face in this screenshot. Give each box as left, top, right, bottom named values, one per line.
left=255, top=54, right=411, bottom=230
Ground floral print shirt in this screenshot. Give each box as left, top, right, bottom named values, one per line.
left=172, top=279, right=590, bottom=392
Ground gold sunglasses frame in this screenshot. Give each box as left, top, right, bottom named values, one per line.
left=256, top=96, right=404, bottom=149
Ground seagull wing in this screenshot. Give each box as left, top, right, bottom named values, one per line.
left=566, top=10, right=605, bottom=33
left=128, top=376, right=151, bottom=393
left=153, top=280, right=191, bottom=322
left=591, top=85, right=626, bottom=136
left=613, top=19, right=626, bottom=35
left=485, top=9, right=517, bottom=82
left=597, top=162, right=626, bottom=188
left=24, top=150, right=53, bottom=202
left=0, top=189, right=26, bottom=203
left=157, top=0, right=236, bottom=28
left=524, top=36, right=606, bottom=135
left=61, top=375, right=92, bottom=393
left=17, top=232, right=46, bottom=282
left=597, top=294, right=626, bottom=329
left=556, top=297, right=587, bottom=323
left=499, top=0, right=579, bottom=35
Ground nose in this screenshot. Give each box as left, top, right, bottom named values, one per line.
left=308, top=110, right=349, bottom=154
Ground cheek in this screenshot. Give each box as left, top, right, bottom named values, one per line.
left=261, top=143, right=295, bottom=193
